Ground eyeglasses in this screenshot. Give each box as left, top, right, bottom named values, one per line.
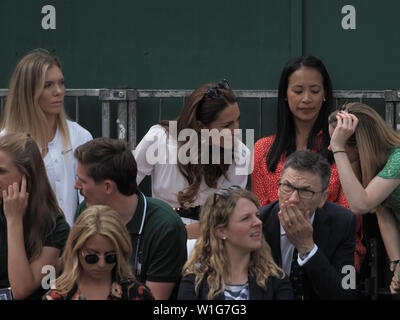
left=205, top=79, right=231, bottom=99
left=279, top=182, right=324, bottom=200
left=82, top=252, right=117, bottom=265
left=213, top=185, right=242, bottom=205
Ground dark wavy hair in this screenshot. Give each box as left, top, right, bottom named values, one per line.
left=160, top=82, right=237, bottom=208
left=266, top=55, right=334, bottom=172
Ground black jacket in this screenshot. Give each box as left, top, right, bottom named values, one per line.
left=178, top=272, right=294, bottom=300
left=260, top=200, right=357, bottom=300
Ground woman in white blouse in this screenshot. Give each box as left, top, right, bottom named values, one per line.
left=134, top=80, right=251, bottom=238
left=1, top=49, right=92, bottom=226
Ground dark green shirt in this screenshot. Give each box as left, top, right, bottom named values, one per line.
left=75, top=192, right=187, bottom=283
left=0, top=209, right=70, bottom=298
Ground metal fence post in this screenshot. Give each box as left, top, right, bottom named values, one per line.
left=127, top=89, right=138, bottom=149
left=384, top=89, right=400, bottom=132
left=99, top=89, right=114, bottom=138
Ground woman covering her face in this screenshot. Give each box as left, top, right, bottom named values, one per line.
left=329, top=102, right=400, bottom=295
left=43, top=205, right=154, bottom=300
left=1, top=49, right=93, bottom=226
left=0, top=133, right=70, bottom=299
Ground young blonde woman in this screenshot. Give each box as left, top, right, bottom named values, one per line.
left=43, top=205, right=154, bottom=300
left=1, top=49, right=93, bottom=226
left=178, top=187, right=293, bottom=300
left=0, top=133, right=69, bottom=300
left=329, top=102, right=400, bottom=295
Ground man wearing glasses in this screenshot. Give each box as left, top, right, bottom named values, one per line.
left=260, top=150, right=357, bottom=300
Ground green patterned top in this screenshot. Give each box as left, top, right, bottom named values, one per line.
left=377, top=147, right=400, bottom=223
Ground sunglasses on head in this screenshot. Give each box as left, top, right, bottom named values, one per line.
left=82, top=252, right=117, bottom=265
left=205, top=79, right=231, bottom=99
left=213, top=185, right=242, bottom=205
left=339, top=101, right=349, bottom=113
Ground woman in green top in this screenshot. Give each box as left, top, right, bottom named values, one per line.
left=328, top=102, right=400, bottom=295
left=0, top=133, right=69, bottom=299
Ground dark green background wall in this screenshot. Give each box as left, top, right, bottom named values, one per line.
left=0, top=0, right=398, bottom=141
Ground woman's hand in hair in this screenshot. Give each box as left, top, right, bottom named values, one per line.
left=329, top=111, right=359, bottom=152
left=390, top=262, right=400, bottom=295
left=3, top=175, right=29, bottom=223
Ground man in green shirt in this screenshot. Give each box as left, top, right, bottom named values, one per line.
left=73, top=138, right=187, bottom=300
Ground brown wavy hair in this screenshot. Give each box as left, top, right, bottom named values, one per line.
left=160, top=82, right=237, bottom=208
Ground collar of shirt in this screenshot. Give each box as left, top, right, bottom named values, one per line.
left=125, top=190, right=146, bottom=235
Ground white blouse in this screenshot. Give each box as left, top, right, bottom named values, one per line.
left=133, top=124, right=251, bottom=208
left=43, top=120, right=92, bottom=226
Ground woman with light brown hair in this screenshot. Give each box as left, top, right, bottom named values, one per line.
left=1, top=49, right=92, bottom=226
left=43, top=205, right=154, bottom=300
left=0, top=133, right=69, bottom=299
left=329, top=102, right=400, bottom=294
left=178, top=187, right=293, bottom=300
left=133, top=80, right=250, bottom=238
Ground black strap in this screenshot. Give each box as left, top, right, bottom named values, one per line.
left=174, top=206, right=201, bottom=220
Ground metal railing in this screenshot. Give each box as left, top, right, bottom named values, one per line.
left=0, top=87, right=397, bottom=299
left=1, top=88, right=399, bottom=148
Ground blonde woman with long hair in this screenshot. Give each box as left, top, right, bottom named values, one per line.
left=43, top=205, right=153, bottom=300
left=1, top=49, right=93, bottom=226
left=329, top=102, right=400, bottom=295
left=178, top=187, right=293, bottom=300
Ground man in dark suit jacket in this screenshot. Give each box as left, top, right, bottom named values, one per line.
left=260, top=150, right=357, bottom=300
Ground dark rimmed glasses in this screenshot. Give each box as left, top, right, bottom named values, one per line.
left=213, top=185, right=242, bottom=205
left=205, top=79, right=231, bottom=99
left=279, top=182, right=324, bottom=200
left=82, top=252, right=117, bottom=265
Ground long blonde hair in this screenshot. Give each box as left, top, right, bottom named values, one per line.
left=182, top=188, right=283, bottom=300
left=54, top=205, right=134, bottom=296
left=1, top=49, right=70, bottom=153
left=329, top=102, right=400, bottom=187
